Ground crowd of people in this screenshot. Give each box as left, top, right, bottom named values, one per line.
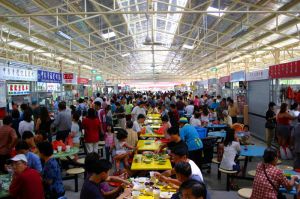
left=0, top=90, right=299, bottom=199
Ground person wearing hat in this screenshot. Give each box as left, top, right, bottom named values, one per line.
left=221, top=110, right=233, bottom=127
left=9, top=154, right=44, bottom=199
left=178, top=117, right=203, bottom=168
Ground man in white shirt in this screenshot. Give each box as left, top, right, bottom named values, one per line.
left=221, top=110, right=233, bottom=127
left=94, top=93, right=103, bottom=104
left=131, top=101, right=146, bottom=121
left=132, top=114, right=146, bottom=134
left=185, top=101, right=194, bottom=116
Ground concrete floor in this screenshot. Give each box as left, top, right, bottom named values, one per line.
left=64, top=137, right=295, bottom=199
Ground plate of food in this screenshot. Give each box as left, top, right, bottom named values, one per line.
left=160, top=192, right=173, bottom=199
left=277, top=165, right=293, bottom=171
left=135, top=177, right=149, bottom=183
left=143, top=158, right=152, bottom=164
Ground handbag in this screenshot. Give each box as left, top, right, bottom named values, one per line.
left=262, top=164, right=287, bottom=199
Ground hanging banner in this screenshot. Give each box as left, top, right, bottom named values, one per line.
left=230, top=70, right=245, bottom=82
left=219, top=76, right=230, bottom=84
left=37, top=70, right=62, bottom=83
left=0, top=65, right=37, bottom=81
left=269, top=60, right=300, bottom=78
left=7, top=83, right=30, bottom=95
left=77, top=77, right=89, bottom=84
left=0, top=81, right=6, bottom=107
left=246, top=69, right=269, bottom=81
left=62, top=73, right=77, bottom=84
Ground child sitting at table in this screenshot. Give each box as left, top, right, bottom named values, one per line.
left=113, top=129, right=136, bottom=174
left=238, top=125, right=251, bottom=145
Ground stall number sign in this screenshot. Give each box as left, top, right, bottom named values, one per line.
left=63, top=73, right=76, bottom=84
left=8, top=84, right=30, bottom=95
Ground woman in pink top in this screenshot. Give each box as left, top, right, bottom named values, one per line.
left=194, top=96, right=200, bottom=108
left=104, top=124, right=114, bottom=161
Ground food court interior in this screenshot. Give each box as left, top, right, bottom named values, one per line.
left=0, top=0, right=300, bottom=199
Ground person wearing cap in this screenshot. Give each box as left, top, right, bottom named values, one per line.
left=9, top=154, right=44, bottom=199
left=0, top=116, right=18, bottom=173
left=179, top=117, right=203, bottom=168
left=221, top=110, right=233, bottom=127
left=131, top=101, right=146, bottom=121
left=15, top=141, right=42, bottom=173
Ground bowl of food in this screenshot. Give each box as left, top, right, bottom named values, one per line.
left=143, top=151, right=154, bottom=158
left=157, top=159, right=167, bottom=165
left=143, top=158, right=152, bottom=164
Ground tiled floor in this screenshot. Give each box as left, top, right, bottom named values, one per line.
left=64, top=137, right=295, bottom=199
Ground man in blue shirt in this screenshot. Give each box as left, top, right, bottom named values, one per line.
left=179, top=117, right=203, bottom=168
left=15, top=141, right=42, bottom=173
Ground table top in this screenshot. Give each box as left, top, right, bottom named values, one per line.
left=137, top=140, right=161, bottom=151
left=240, top=145, right=266, bottom=157
left=207, top=131, right=226, bottom=138
left=131, top=155, right=172, bottom=171
left=206, top=124, right=227, bottom=128
left=149, top=125, right=161, bottom=130
left=53, top=147, right=80, bottom=158
left=141, top=133, right=164, bottom=138
left=0, top=174, right=11, bottom=198
left=145, top=120, right=162, bottom=124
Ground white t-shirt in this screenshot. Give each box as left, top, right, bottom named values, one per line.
left=94, top=97, right=103, bottom=104
left=185, top=105, right=194, bottom=116
left=133, top=121, right=142, bottom=133
left=131, top=106, right=146, bottom=121
left=190, top=117, right=201, bottom=127
left=290, top=110, right=300, bottom=127
left=188, top=159, right=204, bottom=182
left=220, top=141, right=240, bottom=170
left=19, top=121, right=34, bottom=137
left=223, top=115, right=233, bottom=126
left=71, top=122, right=80, bottom=144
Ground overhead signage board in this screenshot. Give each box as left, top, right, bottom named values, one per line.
left=246, top=69, right=269, bottom=81
left=7, top=83, right=30, bottom=95
left=0, top=64, right=37, bottom=81
left=62, top=73, right=77, bottom=84
left=269, top=60, right=300, bottom=78
left=37, top=70, right=62, bottom=83
left=230, top=70, right=245, bottom=82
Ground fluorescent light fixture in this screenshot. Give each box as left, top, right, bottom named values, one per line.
left=182, top=44, right=194, bottom=49
left=207, top=6, right=225, bottom=17
left=23, top=46, right=35, bottom=51
left=121, top=53, right=130, bottom=57
left=101, top=31, right=116, bottom=39
left=65, top=59, right=77, bottom=64
left=57, top=30, right=72, bottom=40
left=82, top=65, right=93, bottom=70
left=55, top=56, right=65, bottom=60
left=34, top=49, right=45, bottom=53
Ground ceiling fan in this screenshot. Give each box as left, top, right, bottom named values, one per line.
left=142, top=13, right=164, bottom=46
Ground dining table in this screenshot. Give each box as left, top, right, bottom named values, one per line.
left=131, top=155, right=172, bottom=171
left=206, top=124, right=227, bottom=131
left=0, top=174, right=11, bottom=198
left=207, top=131, right=226, bottom=138
left=240, top=145, right=266, bottom=176
left=137, top=140, right=161, bottom=151
left=53, top=147, right=80, bottom=159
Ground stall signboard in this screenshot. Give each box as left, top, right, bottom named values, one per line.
left=0, top=65, right=37, bottom=81
left=269, top=60, right=300, bottom=78
left=230, top=71, right=245, bottom=82
left=208, top=78, right=217, bottom=85
left=62, top=73, right=77, bottom=84
left=219, top=76, right=230, bottom=84
left=7, top=83, right=30, bottom=95
left=77, top=77, right=89, bottom=84
left=37, top=70, right=62, bottom=83
left=246, top=69, right=269, bottom=81
left=0, top=81, right=6, bottom=107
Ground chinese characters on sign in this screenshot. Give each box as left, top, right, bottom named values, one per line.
left=269, top=61, right=300, bottom=78
left=230, top=71, right=245, bottom=82
left=77, top=77, right=89, bottom=84
left=246, top=69, right=269, bottom=81
left=0, top=65, right=37, bottom=81
left=7, top=83, right=30, bottom=95
left=37, top=70, right=62, bottom=83
left=62, top=73, right=77, bottom=84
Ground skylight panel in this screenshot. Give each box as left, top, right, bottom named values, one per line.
left=207, top=6, right=225, bottom=17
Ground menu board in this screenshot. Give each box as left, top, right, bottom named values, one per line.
left=7, top=83, right=30, bottom=95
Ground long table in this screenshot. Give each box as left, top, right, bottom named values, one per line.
left=137, top=140, right=161, bottom=151
left=131, top=155, right=172, bottom=171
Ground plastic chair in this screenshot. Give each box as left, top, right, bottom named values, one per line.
left=232, top=123, right=244, bottom=132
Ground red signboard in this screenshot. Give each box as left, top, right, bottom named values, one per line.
left=219, top=75, right=230, bottom=84
left=63, top=73, right=74, bottom=80
left=77, top=77, right=89, bottom=84
left=269, top=60, right=300, bottom=78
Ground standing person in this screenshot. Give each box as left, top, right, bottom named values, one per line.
left=71, top=113, right=81, bottom=147
left=131, top=101, right=146, bottom=121
left=185, top=101, right=194, bottom=117
left=250, top=148, right=298, bottom=199
left=126, top=121, right=138, bottom=148
left=194, top=96, right=200, bottom=110
left=35, top=106, right=53, bottom=142
left=169, top=104, right=179, bottom=128
left=176, top=96, right=185, bottom=117
left=94, top=93, right=103, bottom=104
left=227, top=99, right=239, bottom=124
left=124, top=99, right=133, bottom=121
left=37, top=142, right=65, bottom=199
left=178, top=117, right=203, bottom=168
left=115, top=102, right=126, bottom=129
left=291, top=115, right=300, bottom=169
left=0, top=116, right=18, bottom=173
left=265, top=102, right=277, bottom=147
left=104, top=124, right=114, bottom=161
left=8, top=154, right=44, bottom=199
left=18, top=110, right=34, bottom=137
left=82, top=108, right=101, bottom=153
left=216, top=98, right=227, bottom=121
left=31, top=100, right=40, bottom=125
left=51, top=101, right=72, bottom=142
left=290, top=102, right=300, bottom=128
left=11, top=109, right=21, bottom=138
left=276, top=103, right=295, bottom=159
